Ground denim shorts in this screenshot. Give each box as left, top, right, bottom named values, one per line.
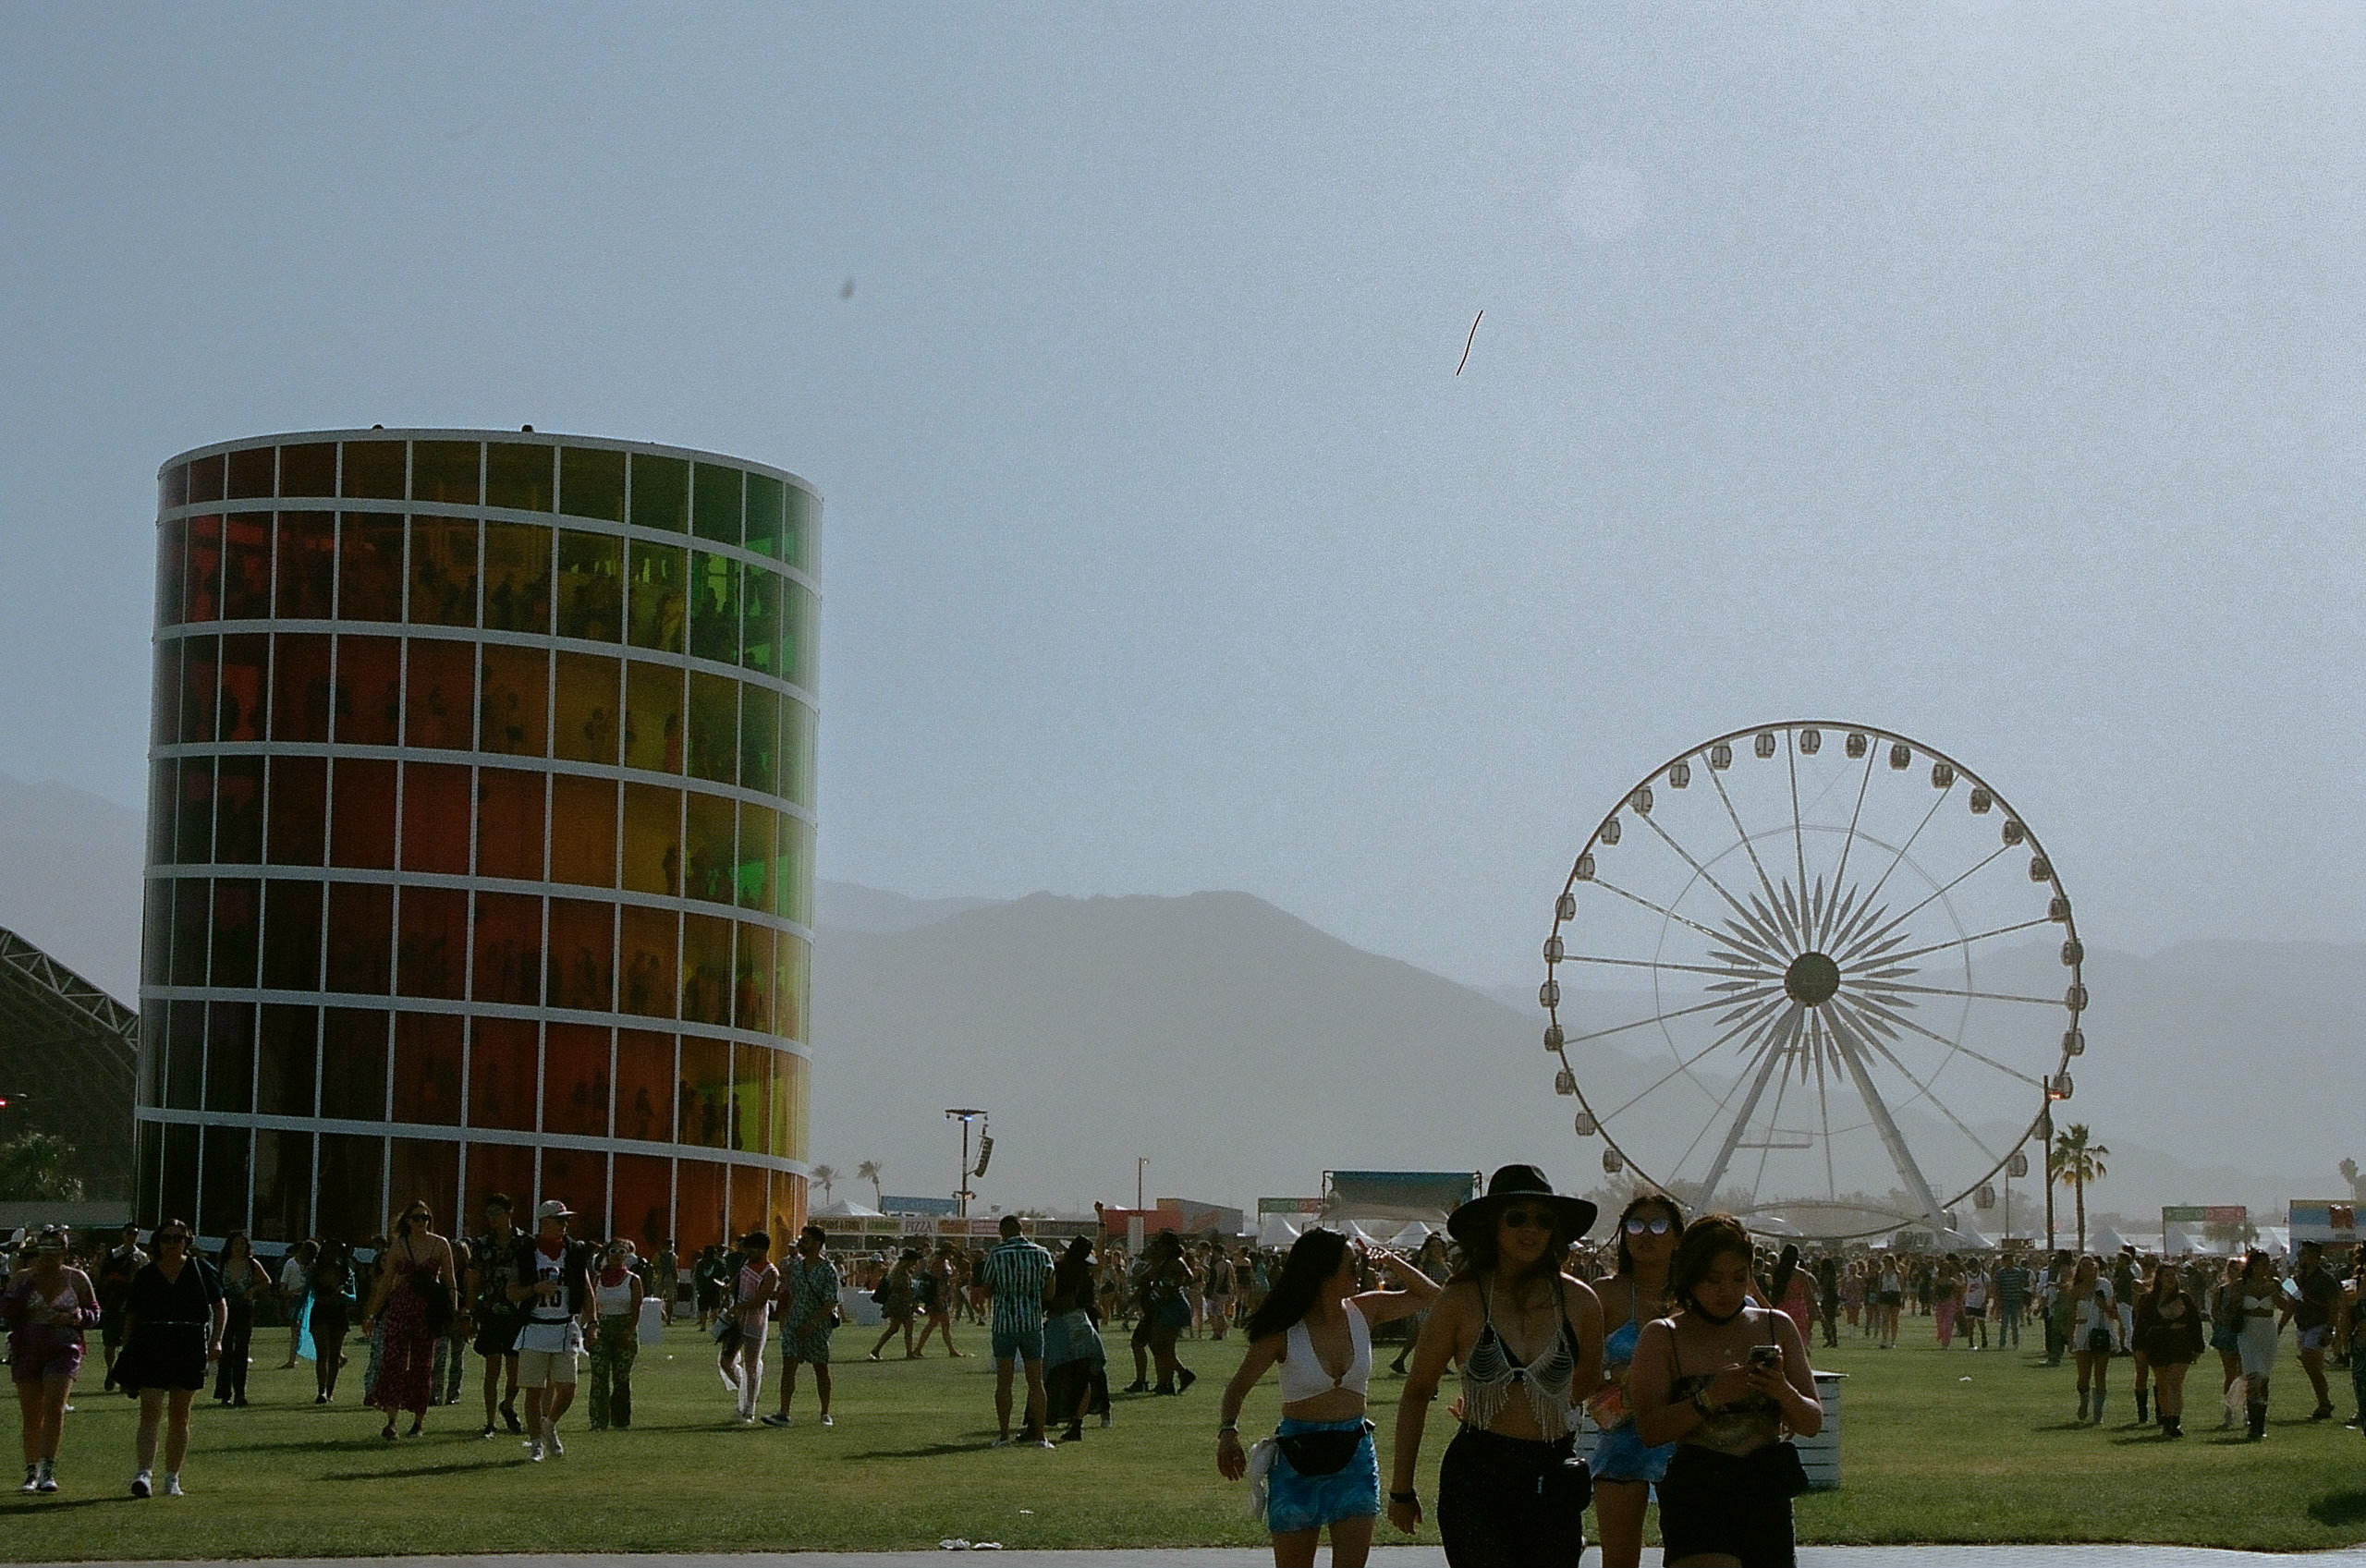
left=992, top=1323, right=1044, bottom=1364
left=1265, top=1416, right=1379, bottom=1535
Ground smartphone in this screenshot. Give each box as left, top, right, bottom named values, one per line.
left=1747, top=1344, right=1783, bottom=1371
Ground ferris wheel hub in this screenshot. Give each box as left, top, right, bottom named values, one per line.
left=1783, top=951, right=1842, bottom=1007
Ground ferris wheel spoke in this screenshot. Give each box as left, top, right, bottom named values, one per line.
left=1594, top=991, right=1792, bottom=1123
left=1696, top=1005, right=1806, bottom=1206
left=1590, top=875, right=1751, bottom=949
left=1750, top=1019, right=1805, bottom=1198
left=1810, top=1013, right=1840, bottom=1203
left=1786, top=731, right=1811, bottom=915
left=1817, top=1003, right=1947, bottom=1224
left=1561, top=984, right=1784, bottom=1048
left=1868, top=978, right=2066, bottom=1007
left=1827, top=1000, right=2005, bottom=1171
left=1819, top=750, right=1880, bottom=945
left=1841, top=991, right=2047, bottom=1090
left=1632, top=808, right=1774, bottom=937
left=1841, top=844, right=2020, bottom=961
left=1852, top=782, right=1957, bottom=916
left=1845, top=915, right=2055, bottom=973
left=1559, top=952, right=1769, bottom=980
left=1705, top=763, right=1800, bottom=948
left=1664, top=1003, right=1800, bottom=1179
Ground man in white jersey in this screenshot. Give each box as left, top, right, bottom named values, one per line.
left=505, top=1200, right=594, bottom=1462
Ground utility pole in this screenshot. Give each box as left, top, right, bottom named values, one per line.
left=945, top=1109, right=986, bottom=1218
left=1137, top=1157, right=1149, bottom=1211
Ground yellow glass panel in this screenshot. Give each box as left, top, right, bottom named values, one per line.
left=554, top=651, right=621, bottom=765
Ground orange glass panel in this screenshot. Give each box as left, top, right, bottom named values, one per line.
left=733, top=921, right=774, bottom=1036
left=478, top=643, right=549, bottom=757
left=271, top=631, right=332, bottom=743
left=620, top=784, right=680, bottom=896
left=329, top=757, right=397, bottom=869
left=613, top=1152, right=671, bottom=1254
left=465, top=1141, right=533, bottom=1218
left=773, top=933, right=810, bottom=1044
left=260, top=880, right=323, bottom=992
left=545, top=897, right=615, bottom=1013
left=274, top=512, right=336, bottom=619
left=409, top=516, right=479, bottom=627
left=184, top=514, right=222, bottom=623
left=340, top=441, right=405, bottom=500
left=680, top=914, right=732, bottom=1027
left=622, top=661, right=683, bottom=772
left=685, top=671, right=737, bottom=784
left=179, top=632, right=219, bottom=744
left=543, top=1022, right=611, bottom=1137
left=729, top=1043, right=769, bottom=1155
left=388, top=1138, right=460, bottom=1234
left=204, top=1002, right=255, bottom=1114
left=334, top=634, right=401, bottom=746
left=394, top=1013, right=464, bottom=1126
left=214, top=755, right=262, bottom=864
left=400, top=760, right=471, bottom=875
left=467, top=1018, right=539, bottom=1132
left=620, top=904, right=677, bottom=1020
left=278, top=443, right=335, bottom=499
left=540, top=1146, right=606, bottom=1237
left=337, top=512, right=404, bottom=621
left=549, top=774, right=618, bottom=888
left=318, top=1133, right=386, bottom=1245
left=265, top=755, right=327, bottom=867
left=554, top=651, right=621, bottom=764
left=682, top=791, right=735, bottom=905
left=226, top=444, right=274, bottom=501
left=210, top=878, right=260, bottom=988
left=324, top=883, right=393, bottom=995
left=726, top=1161, right=765, bottom=1240
left=677, top=1039, right=729, bottom=1150
left=555, top=530, right=623, bottom=642
left=775, top=1051, right=808, bottom=1161
left=186, top=453, right=225, bottom=504
left=411, top=441, right=480, bottom=505
left=614, top=1029, right=675, bottom=1144
left=470, top=893, right=543, bottom=1007
left=402, top=638, right=475, bottom=750
left=396, top=885, right=467, bottom=1000
left=219, top=632, right=267, bottom=743
left=172, top=759, right=213, bottom=865
left=486, top=443, right=555, bottom=512
left=474, top=769, right=545, bottom=881
left=482, top=522, right=553, bottom=634
left=320, top=1008, right=389, bottom=1121
left=676, top=1159, right=724, bottom=1252
left=257, top=1004, right=318, bottom=1117
left=222, top=513, right=272, bottom=620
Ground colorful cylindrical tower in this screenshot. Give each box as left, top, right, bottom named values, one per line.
left=139, top=430, right=817, bottom=1256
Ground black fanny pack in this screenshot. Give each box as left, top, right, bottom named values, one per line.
left=1275, top=1420, right=1372, bottom=1477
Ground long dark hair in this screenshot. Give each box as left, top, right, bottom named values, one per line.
left=1612, top=1194, right=1685, bottom=1279
left=1246, top=1229, right=1350, bottom=1341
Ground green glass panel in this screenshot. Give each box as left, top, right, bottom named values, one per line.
left=772, top=813, right=813, bottom=925
left=688, top=551, right=738, bottom=664
left=781, top=582, right=817, bottom=688
left=559, top=445, right=627, bottom=523
left=629, top=454, right=688, bottom=533
left=743, top=474, right=785, bottom=558
left=486, top=443, right=555, bottom=511
left=626, top=540, right=685, bottom=653
left=782, top=698, right=815, bottom=808
left=685, top=671, right=737, bottom=785
left=555, top=529, right=624, bottom=641
left=691, top=462, right=742, bottom=546
left=782, top=487, right=815, bottom=572
left=739, top=565, right=780, bottom=676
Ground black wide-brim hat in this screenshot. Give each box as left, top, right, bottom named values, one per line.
left=1446, top=1164, right=1599, bottom=1246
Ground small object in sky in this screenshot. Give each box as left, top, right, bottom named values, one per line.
left=841, top=276, right=856, bottom=299
left=1456, top=310, right=1483, bottom=375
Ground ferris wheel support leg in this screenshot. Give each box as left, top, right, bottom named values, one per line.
left=1697, top=1005, right=1802, bottom=1209
left=1821, top=1005, right=1949, bottom=1230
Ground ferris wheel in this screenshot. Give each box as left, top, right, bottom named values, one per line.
left=1542, top=723, right=2082, bottom=1238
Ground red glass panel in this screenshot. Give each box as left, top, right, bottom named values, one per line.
left=166, top=999, right=206, bottom=1108
left=278, top=442, right=335, bottom=499
left=184, top=514, right=222, bottom=623
left=152, top=639, right=182, bottom=748
left=324, top=881, right=393, bottom=995
left=251, top=1127, right=313, bottom=1243
left=550, top=774, right=618, bottom=889
left=265, top=756, right=327, bottom=867
left=614, top=1029, right=675, bottom=1144
left=464, top=1141, right=534, bottom=1218
left=340, top=440, right=405, bottom=500
left=612, top=1152, right=671, bottom=1254
left=210, top=878, right=260, bottom=988
left=156, top=516, right=189, bottom=631
left=399, top=760, right=471, bottom=875
left=677, top=1037, right=728, bottom=1149
left=316, top=1133, right=385, bottom=1245
left=682, top=791, right=735, bottom=905
left=675, top=1158, right=725, bottom=1252
left=470, top=893, right=542, bottom=1006
left=543, top=1022, right=611, bottom=1137
left=467, top=1018, right=538, bottom=1132
left=478, top=644, right=549, bottom=757
left=334, top=634, right=401, bottom=746
left=222, top=513, right=271, bottom=619
left=274, top=511, right=336, bottom=619
left=545, top=897, right=615, bottom=1013
left=337, top=512, right=405, bottom=620
left=396, top=885, right=467, bottom=1000
left=218, top=633, right=267, bottom=744
left=204, top=1002, right=255, bottom=1113
left=405, top=638, right=476, bottom=750
left=389, top=1138, right=459, bottom=1234
left=734, top=921, right=774, bottom=1035
left=186, top=452, right=226, bottom=504
left=257, top=1004, right=318, bottom=1117
left=261, top=879, right=323, bottom=991
left=539, top=1146, right=605, bottom=1236
left=474, top=769, right=545, bottom=881
left=621, top=783, right=680, bottom=896
left=619, top=904, right=677, bottom=1020
left=226, top=444, right=274, bottom=499
left=393, top=1012, right=464, bottom=1127
left=270, top=631, right=332, bottom=743
left=214, top=758, right=262, bottom=864
left=179, top=632, right=220, bottom=745
left=329, top=757, right=396, bottom=869
left=319, top=1008, right=389, bottom=1121
left=680, top=914, right=732, bottom=1027
left=174, top=759, right=214, bottom=866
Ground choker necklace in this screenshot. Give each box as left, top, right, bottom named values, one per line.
left=1689, top=1300, right=1745, bottom=1327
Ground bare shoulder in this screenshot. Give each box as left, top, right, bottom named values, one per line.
left=1558, top=1272, right=1604, bottom=1312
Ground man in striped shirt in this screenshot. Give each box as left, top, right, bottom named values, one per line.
left=980, top=1216, right=1055, bottom=1449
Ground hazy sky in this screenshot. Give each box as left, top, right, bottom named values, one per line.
left=6, top=5, right=2362, bottom=988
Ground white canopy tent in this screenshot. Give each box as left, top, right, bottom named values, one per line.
left=1388, top=1221, right=1435, bottom=1249
left=816, top=1199, right=884, bottom=1219
left=1257, top=1214, right=1304, bottom=1248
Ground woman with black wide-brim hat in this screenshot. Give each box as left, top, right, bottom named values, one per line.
left=1386, top=1165, right=1604, bottom=1566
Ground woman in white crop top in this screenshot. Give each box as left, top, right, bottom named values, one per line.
left=586, top=1240, right=645, bottom=1431
left=1215, top=1229, right=1440, bottom=1568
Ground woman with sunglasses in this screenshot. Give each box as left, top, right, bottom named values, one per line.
left=1588, top=1196, right=1684, bottom=1568
left=1389, top=1165, right=1604, bottom=1567
left=113, top=1220, right=227, bottom=1499
left=3, top=1226, right=99, bottom=1492
left=360, top=1200, right=457, bottom=1439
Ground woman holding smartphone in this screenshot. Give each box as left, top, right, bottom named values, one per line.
left=1629, top=1214, right=1822, bottom=1568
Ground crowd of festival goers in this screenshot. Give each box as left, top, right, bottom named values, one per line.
left=4, top=1179, right=2359, bottom=1568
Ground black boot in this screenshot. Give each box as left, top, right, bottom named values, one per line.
left=2249, top=1401, right=2267, bottom=1440
left=2166, top=1416, right=2182, bottom=1439
left=2136, top=1389, right=2149, bottom=1424
left=2077, top=1391, right=2090, bottom=1422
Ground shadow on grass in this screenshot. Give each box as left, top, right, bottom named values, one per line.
left=2306, top=1489, right=2366, bottom=1528
left=323, top=1460, right=531, bottom=1481
left=849, top=1440, right=1001, bottom=1460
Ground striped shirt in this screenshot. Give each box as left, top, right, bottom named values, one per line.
left=1994, top=1265, right=2031, bottom=1314
left=981, top=1236, right=1055, bottom=1339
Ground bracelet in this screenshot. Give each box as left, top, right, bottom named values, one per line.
left=1217, top=1424, right=1238, bottom=1436
left=1389, top=1488, right=1419, bottom=1505
left=1691, top=1386, right=1716, bottom=1417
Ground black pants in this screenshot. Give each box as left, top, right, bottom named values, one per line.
left=213, top=1299, right=254, bottom=1403
left=1045, top=1360, right=1108, bottom=1428
left=1657, top=1443, right=1801, bottom=1568
left=1435, top=1426, right=1587, bottom=1568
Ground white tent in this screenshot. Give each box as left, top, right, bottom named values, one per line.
left=2089, top=1224, right=2128, bottom=1256
left=1388, top=1221, right=1435, bottom=1248
left=1257, top=1214, right=1304, bottom=1248
left=1936, top=1226, right=1994, bottom=1252
left=816, top=1199, right=883, bottom=1219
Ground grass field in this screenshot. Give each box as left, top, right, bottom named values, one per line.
left=6, top=1314, right=2365, bottom=1557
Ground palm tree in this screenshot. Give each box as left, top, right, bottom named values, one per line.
left=2050, top=1124, right=2109, bottom=1253
left=810, top=1164, right=837, bottom=1206
left=858, top=1160, right=884, bottom=1209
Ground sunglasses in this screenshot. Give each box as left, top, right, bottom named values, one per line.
left=1499, top=1208, right=1555, bottom=1232
left=158, top=1233, right=189, bottom=1244
left=1624, top=1216, right=1674, bottom=1237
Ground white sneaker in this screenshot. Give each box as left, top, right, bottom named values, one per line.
left=991, top=1436, right=1012, bottom=1449
left=20, top=1465, right=37, bottom=1493
left=1037, top=1439, right=1057, bottom=1450
left=526, top=1441, right=544, bottom=1463
left=162, top=1474, right=184, bottom=1497
left=130, top=1470, right=152, bottom=1499
left=819, top=1414, right=834, bottom=1428
left=35, top=1459, right=56, bottom=1493
left=547, top=1431, right=563, bottom=1458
